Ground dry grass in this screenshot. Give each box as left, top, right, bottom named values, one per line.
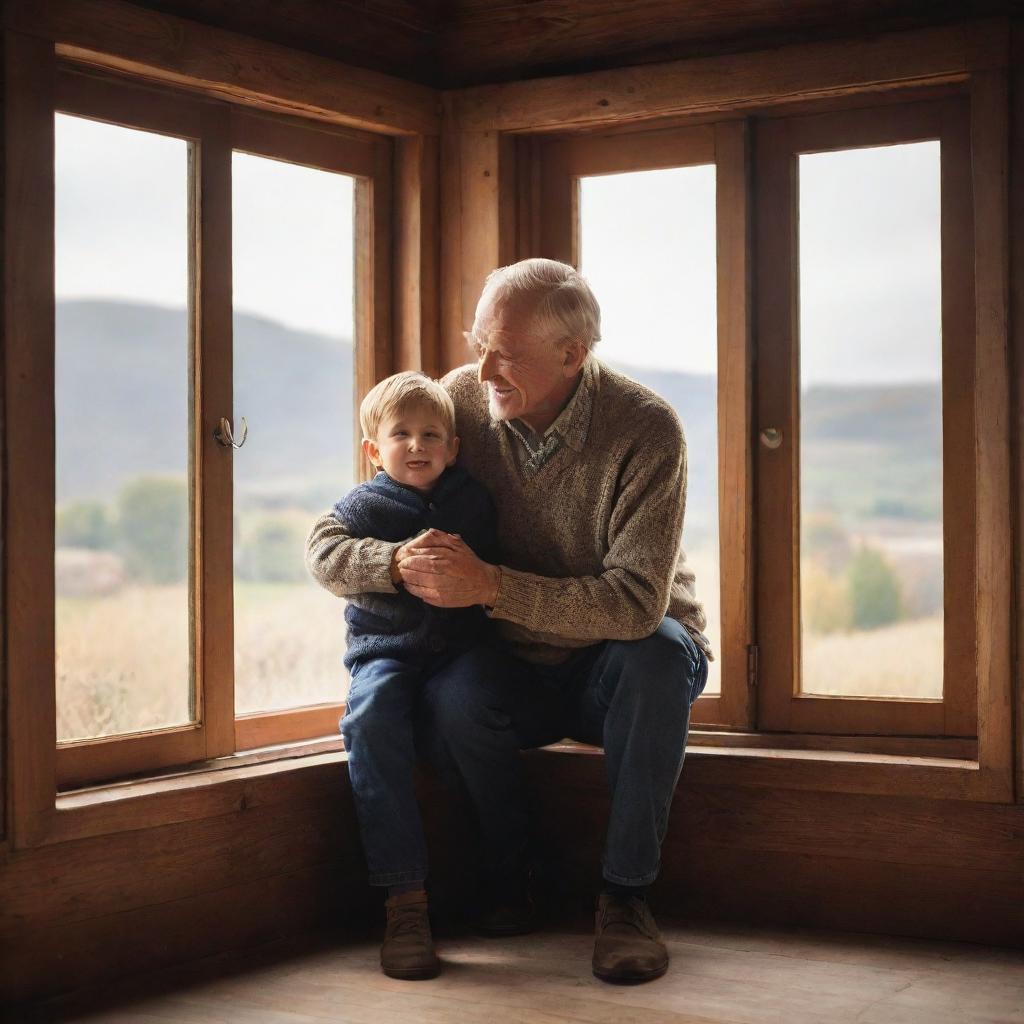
left=802, top=616, right=943, bottom=699
left=57, top=581, right=350, bottom=742
left=57, top=585, right=192, bottom=742
left=56, top=555, right=942, bottom=743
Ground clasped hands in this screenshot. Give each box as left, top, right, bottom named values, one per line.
left=390, top=529, right=500, bottom=609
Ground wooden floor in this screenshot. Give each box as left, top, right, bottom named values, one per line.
left=17, top=915, right=1024, bottom=1024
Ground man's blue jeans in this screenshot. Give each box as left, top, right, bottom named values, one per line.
left=341, top=617, right=709, bottom=888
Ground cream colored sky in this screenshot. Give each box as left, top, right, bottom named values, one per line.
left=57, top=113, right=941, bottom=387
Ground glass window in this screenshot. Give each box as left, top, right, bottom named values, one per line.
left=231, top=152, right=355, bottom=715
left=579, top=166, right=720, bottom=692
left=54, top=114, right=193, bottom=741
left=798, top=141, right=943, bottom=699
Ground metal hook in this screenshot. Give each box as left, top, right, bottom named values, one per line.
left=214, top=416, right=248, bottom=449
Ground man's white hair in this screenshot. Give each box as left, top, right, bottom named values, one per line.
left=478, top=258, right=602, bottom=350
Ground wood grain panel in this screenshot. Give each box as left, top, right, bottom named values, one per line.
left=130, top=0, right=437, bottom=85
left=1011, top=20, right=1024, bottom=805
left=710, top=119, right=755, bottom=731
left=458, top=131, right=502, bottom=336
left=439, top=96, right=464, bottom=372
left=4, top=0, right=440, bottom=135
left=4, top=31, right=58, bottom=848
left=3, top=750, right=1023, bottom=1005
left=452, top=20, right=1006, bottom=133
left=2, top=861, right=372, bottom=1007
left=969, top=68, right=1015, bottom=803
left=439, top=120, right=505, bottom=373
left=394, top=133, right=441, bottom=376
left=195, top=101, right=235, bottom=762
left=441, top=0, right=1012, bottom=87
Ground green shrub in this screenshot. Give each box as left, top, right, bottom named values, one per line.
left=56, top=500, right=114, bottom=550
left=846, top=547, right=902, bottom=630
left=802, top=560, right=851, bottom=634
left=236, top=515, right=309, bottom=583
left=117, top=476, right=189, bottom=583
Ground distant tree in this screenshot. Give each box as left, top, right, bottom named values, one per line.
left=802, top=561, right=851, bottom=634
left=56, top=500, right=114, bottom=550
left=802, top=513, right=852, bottom=574
left=846, top=547, right=902, bottom=630
left=236, top=515, right=308, bottom=583
left=117, top=476, right=188, bottom=584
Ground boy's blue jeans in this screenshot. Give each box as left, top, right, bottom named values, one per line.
left=341, top=617, right=709, bottom=888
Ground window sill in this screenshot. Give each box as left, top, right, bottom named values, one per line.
left=39, top=730, right=1003, bottom=849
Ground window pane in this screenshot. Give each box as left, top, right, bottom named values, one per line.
left=579, top=166, right=720, bottom=693
left=55, top=114, right=193, bottom=742
left=798, top=141, right=943, bottom=699
left=232, top=152, right=355, bottom=715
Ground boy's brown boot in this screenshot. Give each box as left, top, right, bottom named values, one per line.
left=592, top=893, right=669, bottom=983
left=381, top=890, right=440, bottom=980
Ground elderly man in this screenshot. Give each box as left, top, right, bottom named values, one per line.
left=307, top=258, right=711, bottom=984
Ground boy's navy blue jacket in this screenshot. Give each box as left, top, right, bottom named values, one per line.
left=331, top=465, right=498, bottom=670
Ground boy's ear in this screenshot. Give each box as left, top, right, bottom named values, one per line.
left=362, top=437, right=382, bottom=470
left=446, top=435, right=461, bottom=466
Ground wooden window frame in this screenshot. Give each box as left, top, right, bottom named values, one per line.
left=11, top=53, right=394, bottom=816
left=755, top=95, right=976, bottom=738
left=533, top=121, right=755, bottom=732
left=520, top=74, right=1012, bottom=799
left=227, top=106, right=392, bottom=754
left=4, top=12, right=1013, bottom=856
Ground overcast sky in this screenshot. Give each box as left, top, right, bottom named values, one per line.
left=56, top=114, right=941, bottom=387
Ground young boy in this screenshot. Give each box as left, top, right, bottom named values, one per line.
left=311, top=371, right=496, bottom=981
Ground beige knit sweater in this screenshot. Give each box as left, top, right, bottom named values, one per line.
left=305, top=357, right=711, bottom=665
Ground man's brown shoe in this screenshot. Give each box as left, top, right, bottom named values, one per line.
left=592, top=893, right=669, bottom=983
left=381, top=890, right=440, bottom=980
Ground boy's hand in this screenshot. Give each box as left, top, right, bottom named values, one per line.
left=397, top=529, right=500, bottom=608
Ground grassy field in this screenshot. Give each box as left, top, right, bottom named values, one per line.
left=803, top=616, right=943, bottom=699
left=56, top=562, right=941, bottom=742
left=57, top=580, right=350, bottom=742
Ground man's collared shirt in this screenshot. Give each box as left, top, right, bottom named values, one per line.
left=504, top=368, right=591, bottom=477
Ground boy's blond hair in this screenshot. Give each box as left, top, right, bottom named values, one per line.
left=359, top=371, right=456, bottom=441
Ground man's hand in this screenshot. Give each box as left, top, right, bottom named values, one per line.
left=396, top=529, right=500, bottom=608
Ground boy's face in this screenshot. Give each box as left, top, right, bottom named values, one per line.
left=363, top=402, right=459, bottom=494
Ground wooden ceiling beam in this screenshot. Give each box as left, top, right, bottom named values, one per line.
left=450, top=18, right=1011, bottom=133
left=4, top=0, right=442, bottom=136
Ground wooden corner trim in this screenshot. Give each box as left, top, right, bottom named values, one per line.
left=450, top=19, right=1010, bottom=134
left=4, top=0, right=442, bottom=136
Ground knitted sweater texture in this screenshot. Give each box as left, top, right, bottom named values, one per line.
left=328, top=466, right=496, bottom=669
left=305, top=357, right=710, bottom=665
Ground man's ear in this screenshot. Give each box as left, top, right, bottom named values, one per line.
left=362, top=437, right=382, bottom=470
left=446, top=435, right=461, bottom=466
left=562, top=339, right=588, bottom=376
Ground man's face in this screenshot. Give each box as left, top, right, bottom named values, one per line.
left=468, top=297, right=583, bottom=432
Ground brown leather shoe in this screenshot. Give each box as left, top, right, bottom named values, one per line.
left=592, top=893, right=669, bottom=983
left=381, top=890, right=440, bottom=980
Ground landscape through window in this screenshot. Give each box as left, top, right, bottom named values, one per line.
left=54, top=113, right=193, bottom=742
left=231, top=151, right=356, bottom=715
left=798, top=141, right=944, bottom=700
left=579, top=165, right=721, bottom=694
